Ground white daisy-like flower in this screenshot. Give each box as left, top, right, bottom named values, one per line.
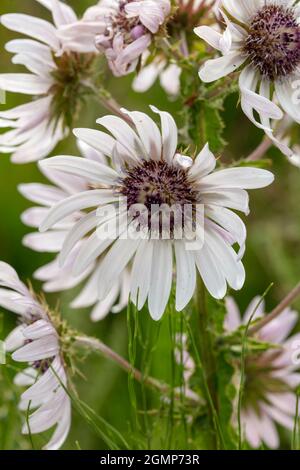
left=0, top=0, right=94, bottom=163
left=57, top=0, right=171, bottom=76
left=0, top=261, right=71, bottom=450
left=225, top=296, right=300, bottom=449
left=38, top=107, right=273, bottom=320
left=195, top=0, right=300, bottom=159
left=19, top=139, right=130, bottom=322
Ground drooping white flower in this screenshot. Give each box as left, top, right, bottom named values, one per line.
left=195, top=0, right=300, bottom=160
left=0, top=0, right=93, bottom=163
left=58, top=0, right=171, bottom=76
left=132, top=0, right=219, bottom=95
left=225, top=296, right=300, bottom=449
left=19, top=139, right=130, bottom=322
left=0, top=261, right=71, bottom=450
left=38, top=107, right=273, bottom=320
left=133, top=53, right=182, bottom=96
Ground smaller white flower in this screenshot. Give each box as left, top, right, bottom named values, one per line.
left=0, top=0, right=94, bottom=163
left=58, top=0, right=171, bottom=76
left=133, top=52, right=181, bottom=95
left=0, top=261, right=71, bottom=450
left=195, top=0, right=300, bottom=161
left=225, top=296, right=300, bottom=449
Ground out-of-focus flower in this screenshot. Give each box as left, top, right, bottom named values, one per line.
left=195, top=0, right=300, bottom=160
left=175, top=333, right=195, bottom=384
left=38, top=107, right=273, bottom=320
left=225, top=296, right=300, bottom=449
left=0, top=261, right=71, bottom=450
left=132, top=0, right=220, bottom=96
left=58, top=0, right=171, bottom=77
left=0, top=0, right=94, bottom=163
left=19, top=139, right=130, bottom=322
left=132, top=53, right=181, bottom=95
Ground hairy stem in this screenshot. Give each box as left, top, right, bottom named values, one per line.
left=81, top=80, right=133, bottom=124
left=246, top=137, right=272, bottom=161
left=195, top=277, right=219, bottom=448
left=74, top=335, right=201, bottom=406
left=249, top=281, right=300, bottom=335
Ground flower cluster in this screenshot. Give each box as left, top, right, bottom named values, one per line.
left=196, top=0, right=300, bottom=162
left=225, top=297, right=300, bottom=449
left=0, top=261, right=71, bottom=450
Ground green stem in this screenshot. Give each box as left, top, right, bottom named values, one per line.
left=195, top=277, right=219, bottom=448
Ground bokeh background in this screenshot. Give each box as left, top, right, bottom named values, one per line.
left=0, top=0, right=300, bottom=450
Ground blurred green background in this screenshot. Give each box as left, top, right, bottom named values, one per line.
left=0, top=0, right=300, bottom=450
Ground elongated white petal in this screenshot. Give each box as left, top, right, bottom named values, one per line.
left=1, top=14, right=60, bottom=50
left=148, top=241, right=173, bottom=320
left=96, top=115, right=145, bottom=159
left=121, top=109, right=161, bottom=160
left=130, top=239, right=153, bottom=310
left=73, top=128, right=116, bottom=157
left=12, top=335, right=59, bottom=362
left=0, top=73, right=52, bottom=95
left=39, top=189, right=118, bottom=232
left=98, top=237, right=141, bottom=300
left=174, top=242, right=196, bottom=311
left=39, top=156, right=118, bottom=185
left=200, top=167, right=274, bottom=189
left=150, top=106, right=177, bottom=162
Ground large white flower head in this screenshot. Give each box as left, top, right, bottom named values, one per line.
left=225, top=296, right=300, bottom=449
left=58, top=0, right=171, bottom=77
left=19, top=139, right=130, bottom=322
left=195, top=0, right=300, bottom=160
left=38, top=107, right=273, bottom=320
left=0, top=262, right=71, bottom=450
left=0, top=0, right=94, bottom=163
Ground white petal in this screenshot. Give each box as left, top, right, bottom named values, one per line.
left=130, top=239, right=153, bottom=310
left=98, top=238, right=141, bottom=300
left=23, top=231, right=66, bottom=252
left=189, top=143, right=216, bottom=180
left=39, top=189, right=118, bottom=232
left=174, top=241, right=196, bottom=311
left=199, top=52, right=246, bottom=83
left=121, top=109, right=162, bottom=160
left=0, top=73, right=52, bottom=95
left=59, top=210, right=99, bottom=266
left=39, top=156, right=118, bottom=185
left=73, top=128, right=116, bottom=157
left=96, top=115, right=145, bottom=159
left=148, top=241, right=173, bottom=320
left=1, top=14, right=60, bottom=50
left=194, top=244, right=227, bottom=299
left=12, top=335, right=59, bottom=362
left=200, top=167, right=274, bottom=189
left=150, top=106, right=177, bottom=162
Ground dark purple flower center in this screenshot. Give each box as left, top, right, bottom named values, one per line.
left=119, top=160, right=198, bottom=235
left=244, top=4, right=300, bottom=80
